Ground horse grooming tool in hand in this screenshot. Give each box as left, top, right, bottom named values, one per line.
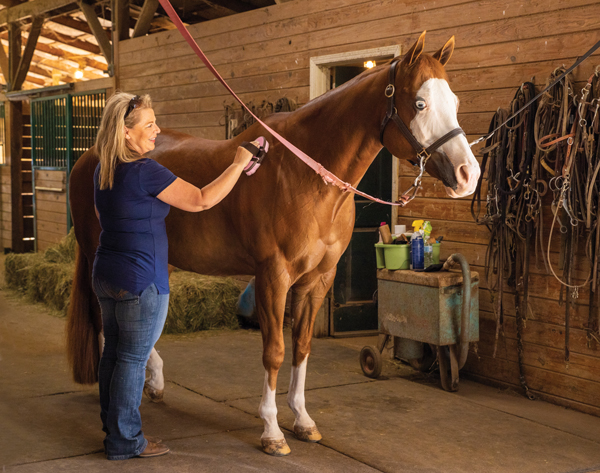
left=241, top=137, right=269, bottom=176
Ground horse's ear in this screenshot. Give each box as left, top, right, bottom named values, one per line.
left=433, top=36, right=455, bottom=66
left=403, top=31, right=426, bottom=67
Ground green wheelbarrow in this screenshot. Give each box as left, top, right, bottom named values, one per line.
left=360, top=254, right=479, bottom=392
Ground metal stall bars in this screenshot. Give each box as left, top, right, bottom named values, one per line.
left=30, top=90, right=106, bottom=249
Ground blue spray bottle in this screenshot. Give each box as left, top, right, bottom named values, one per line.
left=411, top=220, right=424, bottom=270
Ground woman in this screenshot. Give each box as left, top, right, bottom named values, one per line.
left=92, top=92, right=261, bottom=460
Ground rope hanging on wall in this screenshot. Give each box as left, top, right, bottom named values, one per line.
left=472, top=67, right=600, bottom=398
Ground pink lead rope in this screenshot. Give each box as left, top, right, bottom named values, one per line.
left=156, top=0, right=406, bottom=207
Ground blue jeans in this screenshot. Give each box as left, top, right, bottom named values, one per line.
left=93, top=278, right=169, bottom=460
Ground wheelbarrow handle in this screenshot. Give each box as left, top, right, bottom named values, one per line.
left=443, top=253, right=471, bottom=370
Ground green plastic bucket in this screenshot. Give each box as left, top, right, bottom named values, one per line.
left=374, top=243, right=385, bottom=269
left=383, top=243, right=410, bottom=270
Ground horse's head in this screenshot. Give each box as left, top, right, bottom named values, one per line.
left=382, top=31, right=480, bottom=198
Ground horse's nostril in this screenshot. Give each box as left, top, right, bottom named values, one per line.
left=458, top=164, right=470, bottom=184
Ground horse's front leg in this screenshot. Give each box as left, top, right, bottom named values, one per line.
left=144, top=347, right=165, bottom=402
left=288, top=267, right=336, bottom=443
left=255, top=264, right=291, bottom=456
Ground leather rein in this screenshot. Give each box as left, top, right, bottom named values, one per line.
left=379, top=59, right=466, bottom=203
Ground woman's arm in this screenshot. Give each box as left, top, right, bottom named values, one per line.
left=156, top=143, right=256, bottom=212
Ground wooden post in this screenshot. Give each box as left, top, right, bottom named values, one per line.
left=78, top=1, right=112, bottom=64
left=132, top=0, right=158, bottom=38
left=111, top=0, right=130, bottom=88
left=8, top=22, right=23, bottom=252
left=13, top=16, right=43, bottom=91
left=0, top=43, right=8, bottom=81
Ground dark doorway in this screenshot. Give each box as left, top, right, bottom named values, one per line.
left=331, top=65, right=393, bottom=335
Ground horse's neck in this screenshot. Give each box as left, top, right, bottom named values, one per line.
left=292, top=70, right=387, bottom=186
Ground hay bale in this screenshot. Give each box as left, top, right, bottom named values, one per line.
left=165, top=271, right=241, bottom=334
left=3, top=231, right=75, bottom=312
left=43, top=228, right=76, bottom=264
left=4, top=252, right=43, bottom=291
left=26, top=261, right=74, bottom=312
left=4, top=228, right=241, bottom=331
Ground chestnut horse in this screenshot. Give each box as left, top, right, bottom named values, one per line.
left=66, top=32, right=480, bottom=456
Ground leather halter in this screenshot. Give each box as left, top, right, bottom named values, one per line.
left=379, top=59, right=466, bottom=166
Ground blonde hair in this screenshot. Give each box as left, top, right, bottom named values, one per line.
left=95, top=92, right=153, bottom=189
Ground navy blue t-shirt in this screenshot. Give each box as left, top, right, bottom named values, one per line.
left=93, top=158, right=177, bottom=295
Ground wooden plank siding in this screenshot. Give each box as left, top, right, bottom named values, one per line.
left=118, top=0, right=600, bottom=413
left=0, top=165, right=11, bottom=250
left=34, top=169, right=67, bottom=252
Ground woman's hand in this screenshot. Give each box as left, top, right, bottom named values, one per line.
left=158, top=139, right=262, bottom=212
left=234, top=140, right=259, bottom=169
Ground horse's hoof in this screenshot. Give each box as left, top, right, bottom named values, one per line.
left=294, top=425, right=322, bottom=443
left=143, top=383, right=164, bottom=403
left=261, top=438, right=291, bottom=456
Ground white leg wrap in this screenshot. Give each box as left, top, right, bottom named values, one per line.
left=287, top=357, right=316, bottom=429
left=146, top=347, right=164, bottom=391
left=258, top=371, right=284, bottom=440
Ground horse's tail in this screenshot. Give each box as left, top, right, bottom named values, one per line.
left=66, top=243, right=100, bottom=384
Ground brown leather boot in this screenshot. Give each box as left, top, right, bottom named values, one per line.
left=138, top=441, right=170, bottom=458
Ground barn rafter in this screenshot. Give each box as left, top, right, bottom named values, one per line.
left=0, top=0, right=276, bottom=90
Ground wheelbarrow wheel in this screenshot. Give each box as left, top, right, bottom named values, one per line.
left=360, top=345, right=383, bottom=378
left=437, top=344, right=460, bottom=392
left=408, top=343, right=437, bottom=372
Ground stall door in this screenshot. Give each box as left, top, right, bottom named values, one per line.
left=31, top=90, right=105, bottom=248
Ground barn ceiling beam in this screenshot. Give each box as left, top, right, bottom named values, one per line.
left=0, top=0, right=24, bottom=8
left=51, top=14, right=111, bottom=41
left=0, top=0, right=77, bottom=27
left=29, top=63, right=52, bottom=78
left=7, top=22, right=20, bottom=90
left=18, top=35, right=108, bottom=71
left=40, top=26, right=101, bottom=54
left=0, top=42, right=8, bottom=78
left=77, top=0, right=111, bottom=61
left=204, top=0, right=252, bottom=14
left=113, top=0, right=130, bottom=41
left=131, top=0, right=157, bottom=38
left=14, top=16, right=44, bottom=90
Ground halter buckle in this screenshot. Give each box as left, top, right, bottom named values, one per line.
left=385, top=84, right=395, bottom=98
left=416, top=149, right=431, bottom=163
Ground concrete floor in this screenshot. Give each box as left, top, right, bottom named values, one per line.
left=2, top=266, right=600, bottom=472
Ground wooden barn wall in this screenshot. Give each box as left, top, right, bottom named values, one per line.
left=34, top=170, right=67, bottom=252
left=1, top=164, right=10, bottom=250
left=119, top=0, right=600, bottom=414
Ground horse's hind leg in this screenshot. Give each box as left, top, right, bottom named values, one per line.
left=288, top=267, right=336, bottom=443
left=144, top=347, right=165, bottom=402
left=255, top=265, right=291, bottom=456
left=142, top=264, right=175, bottom=403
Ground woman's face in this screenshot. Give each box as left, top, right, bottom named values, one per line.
left=125, top=107, right=161, bottom=155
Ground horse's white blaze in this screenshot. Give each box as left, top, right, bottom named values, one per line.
left=287, top=357, right=316, bottom=429
left=146, top=347, right=165, bottom=392
left=259, top=371, right=284, bottom=440
left=410, top=78, right=480, bottom=197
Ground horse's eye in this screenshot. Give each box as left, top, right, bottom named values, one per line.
left=415, top=100, right=427, bottom=111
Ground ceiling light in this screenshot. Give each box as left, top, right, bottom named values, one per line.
left=74, top=70, right=84, bottom=79
left=364, top=61, right=376, bottom=69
